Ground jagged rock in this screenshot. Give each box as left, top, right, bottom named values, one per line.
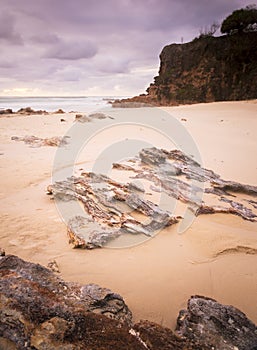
left=48, top=172, right=179, bottom=249
left=11, top=135, right=69, bottom=147
left=176, top=295, right=257, bottom=350
left=1, top=255, right=257, bottom=349
left=48, top=147, right=257, bottom=248
left=133, top=321, right=196, bottom=349
left=0, top=255, right=140, bottom=350
left=126, top=147, right=257, bottom=221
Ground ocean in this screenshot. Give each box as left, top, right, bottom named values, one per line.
left=0, top=96, right=127, bottom=113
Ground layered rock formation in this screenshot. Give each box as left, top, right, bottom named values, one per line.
left=47, top=147, right=257, bottom=249
left=1, top=255, right=257, bottom=349
left=113, top=32, right=257, bottom=106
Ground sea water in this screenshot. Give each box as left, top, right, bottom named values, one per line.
left=0, top=96, right=127, bottom=113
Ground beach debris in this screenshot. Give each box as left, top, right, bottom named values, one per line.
left=11, top=135, right=69, bottom=147
left=1, top=254, right=256, bottom=349
left=48, top=147, right=257, bottom=249
left=60, top=118, right=66, bottom=122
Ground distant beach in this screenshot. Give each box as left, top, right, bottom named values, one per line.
left=0, top=99, right=257, bottom=329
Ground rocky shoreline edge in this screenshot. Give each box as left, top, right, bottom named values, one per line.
left=1, top=253, right=257, bottom=350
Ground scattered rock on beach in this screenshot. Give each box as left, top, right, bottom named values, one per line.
left=0, top=108, right=13, bottom=115
left=75, top=112, right=114, bottom=123
left=47, top=259, right=60, bottom=273
left=54, top=108, right=65, bottom=114
left=17, top=107, right=48, bottom=115
left=1, top=255, right=256, bottom=349
left=11, top=135, right=69, bottom=147
left=75, top=114, right=91, bottom=122
left=89, top=112, right=111, bottom=119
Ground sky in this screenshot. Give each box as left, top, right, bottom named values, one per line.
left=0, top=0, right=253, bottom=97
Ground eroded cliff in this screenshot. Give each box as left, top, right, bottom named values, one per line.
left=113, top=32, right=257, bottom=106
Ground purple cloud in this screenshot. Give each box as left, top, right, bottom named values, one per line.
left=0, top=0, right=252, bottom=96
left=45, top=39, right=98, bottom=60
left=0, top=12, right=23, bottom=45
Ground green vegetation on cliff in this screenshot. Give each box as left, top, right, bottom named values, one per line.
left=112, top=6, right=257, bottom=107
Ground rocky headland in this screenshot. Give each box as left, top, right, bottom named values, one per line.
left=113, top=31, right=257, bottom=106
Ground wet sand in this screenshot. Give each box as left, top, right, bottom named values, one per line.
left=0, top=100, right=257, bottom=328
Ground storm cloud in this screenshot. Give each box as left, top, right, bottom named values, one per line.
left=0, top=0, right=252, bottom=96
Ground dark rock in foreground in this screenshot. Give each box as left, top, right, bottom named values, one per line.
left=1, top=255, right=257, bottom=349
left=176, top=295, right=257, bottom=350
left=0, top=254, right=135, bottom=350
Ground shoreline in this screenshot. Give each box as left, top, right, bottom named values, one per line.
left=0, top=100, right=257, bottom=328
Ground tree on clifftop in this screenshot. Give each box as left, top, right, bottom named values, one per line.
left=221, top=5, right=257, bottom=34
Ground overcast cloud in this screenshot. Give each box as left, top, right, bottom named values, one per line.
left=0, top=0, right=252, bottom=96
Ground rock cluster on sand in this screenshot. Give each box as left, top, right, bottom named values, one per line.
left=47, top=147, right=257, bottom=249
left=11, top=135, right=69, bottom=147
left=17, top=107, right=48, bottom=115
left=75, top=112, right=113, bottom=122
left=1, top=254, right=257, bottom=349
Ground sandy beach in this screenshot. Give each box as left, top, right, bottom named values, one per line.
left=0, top=100, right=257, bottom=329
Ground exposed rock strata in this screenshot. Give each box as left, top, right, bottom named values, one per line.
left=48, top=147, right=257, bottom=249
left=1, top=255, right=257, bottom=349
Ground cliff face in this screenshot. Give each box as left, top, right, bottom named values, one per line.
left=113, top=32, right=254, bottom=106
left=146, top=32, right=257, bottom=105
